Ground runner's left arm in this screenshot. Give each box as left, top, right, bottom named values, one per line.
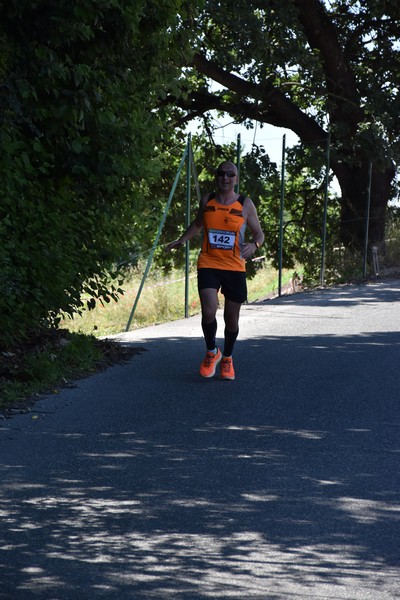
left=242, top=198, right=265, bottom=259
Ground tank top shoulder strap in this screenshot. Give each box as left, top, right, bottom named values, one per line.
left=237, top=194, right=246, bottom=206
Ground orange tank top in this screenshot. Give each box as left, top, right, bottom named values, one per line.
left=197, top=193, right=247, bottom=272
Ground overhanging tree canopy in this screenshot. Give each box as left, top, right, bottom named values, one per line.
left=0, top=0, right=186, bottom=346
left=171, top=0, right=400, bottom=249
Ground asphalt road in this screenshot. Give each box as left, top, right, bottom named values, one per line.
left=1, top=280, right=400, bottom=599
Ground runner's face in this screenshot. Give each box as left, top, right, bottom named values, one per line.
left=216, top=163, right=238, bottom=190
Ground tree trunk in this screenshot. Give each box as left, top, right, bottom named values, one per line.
left=333, top=160, right=395, bottom=250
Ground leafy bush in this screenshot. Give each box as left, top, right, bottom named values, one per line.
left=0, top=0, right=185, bottom=348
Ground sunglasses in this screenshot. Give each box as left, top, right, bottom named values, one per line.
left=216, top=170, right=237, bottom=178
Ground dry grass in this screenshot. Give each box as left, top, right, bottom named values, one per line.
left=60, top=263, right=295, bottom=338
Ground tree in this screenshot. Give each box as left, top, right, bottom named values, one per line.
left=170, top=0, right=400, bottom=250
left=0, top=0, right=185, bottom=346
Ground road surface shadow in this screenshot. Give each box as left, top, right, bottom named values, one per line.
left=0, top=327, right=399, bottom=598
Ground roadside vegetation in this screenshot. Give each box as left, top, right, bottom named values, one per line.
left=3, top=215, right=400, bottom=413
left=2, top=2, right=400, bottom=413
left=61, top=261, right=294, bottom=337
left=0, top=262, right=294, bottom=412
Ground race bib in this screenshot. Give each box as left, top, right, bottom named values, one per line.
left=208, top=228, right=235, bottom=250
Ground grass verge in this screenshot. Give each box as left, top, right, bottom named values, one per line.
left=61, top=263, right=294, bottom=337
left=0, top=329, right=143, bottom=415
left=1, top=263, right=297, bottom=414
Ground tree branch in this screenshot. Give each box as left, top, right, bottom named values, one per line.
left=190, top=53, right=327, bottom=145
left=292, top=0, right=364, bottom=126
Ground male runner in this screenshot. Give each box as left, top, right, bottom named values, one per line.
left=167, top=160, right=264, bottom=380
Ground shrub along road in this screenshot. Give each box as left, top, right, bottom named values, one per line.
left=1, top=280, right=399, bottom=599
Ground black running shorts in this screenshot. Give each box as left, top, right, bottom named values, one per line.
left=197, top=268, right=247, bottom=304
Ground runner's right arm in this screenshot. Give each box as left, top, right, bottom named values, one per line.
left=166, top=194, right=208, bottom=251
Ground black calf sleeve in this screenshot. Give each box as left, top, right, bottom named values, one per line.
left=223, top=328, right=238, bottom=357
left=202, top=319, right=217, bottom=350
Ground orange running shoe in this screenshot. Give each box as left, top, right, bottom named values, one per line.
left=199, top=349, right=222, bottom=378
left=220, top=356, right=235, bottom=380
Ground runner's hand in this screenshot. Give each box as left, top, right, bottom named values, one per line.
left=166, top=239, right=184, bottom=252
left=242, top=242, right=257, bottom=260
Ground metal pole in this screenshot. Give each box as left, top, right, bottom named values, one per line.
left=362, top=161, right=373, bottom=278
left=184, top=134, right=191, bottom=318
left=189, top=143, right=201, bottom=204
left=278, top=134, right=286, bottom=297
left=125, top=142, right=188, bottom=331
left=320, top=133, right=331, bottom=285
left=235, top=133, right=241, bottom=193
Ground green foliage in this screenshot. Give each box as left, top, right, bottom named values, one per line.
left=0, top=330, right=103, bottom=409
left=148, top=130, right=339, bottom=284
left=183, top=0, right=400, bottom=166
left=170, top=0, right=400, bottom=250
left=0, top=0, right=187, bottom=347
left=147, top=131, right=242, bottom=273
